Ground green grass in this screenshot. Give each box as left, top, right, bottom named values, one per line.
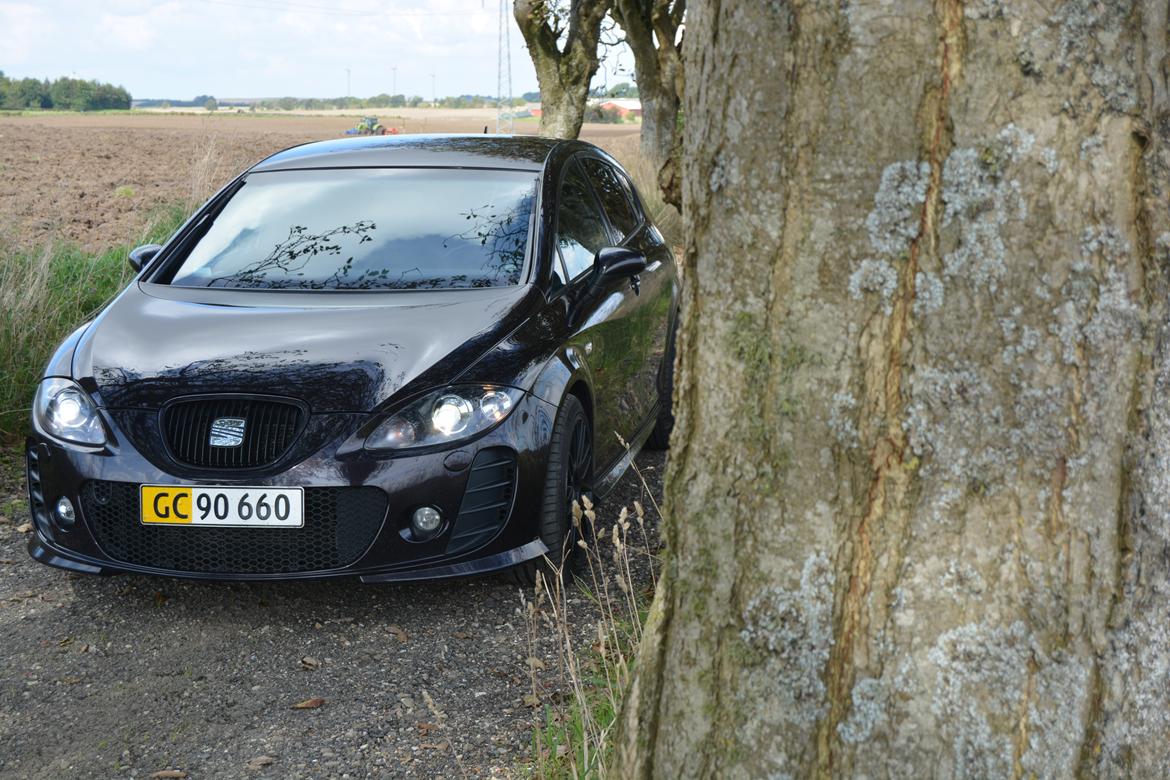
left=531, top=606, right=643, bottom=778
left=0, top=203, right=190, bottom=441
left=524, top=496, right=658, bottom=778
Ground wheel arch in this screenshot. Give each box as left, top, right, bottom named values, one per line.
left=565, top=379, right=593, bottom=428
left=529, top=347, right=595, bottom=421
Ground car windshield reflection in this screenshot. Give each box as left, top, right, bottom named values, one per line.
left=168, top=168, right=537, bottom=290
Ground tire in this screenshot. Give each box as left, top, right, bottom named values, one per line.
left=644, top=320, right=677, bottom=450
left=508, top=394, right=592, bottom=587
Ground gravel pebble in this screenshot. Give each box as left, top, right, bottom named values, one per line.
left=0, top=447, right=663, bottom=778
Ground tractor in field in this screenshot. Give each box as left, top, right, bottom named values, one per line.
left=345, top=116, right=393, bottom=136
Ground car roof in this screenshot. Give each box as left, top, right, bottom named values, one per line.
left=250, top=134, right=565, bottom=173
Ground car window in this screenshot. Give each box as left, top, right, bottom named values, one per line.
left=581, top=158, right=640, bottom=239
left=614, top=169, right=644, bottom=222
left=167, top=168, right=537, bottom=290
left=548, top=253, right=567, bottom=293
left=556, top=160, right=610, bottom=280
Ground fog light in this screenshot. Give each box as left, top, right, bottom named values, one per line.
left=411, top=506, right=442, bottom=536
left=55, top=496, right=76, bottom=528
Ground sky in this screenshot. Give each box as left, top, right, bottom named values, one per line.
left=0, top=0, right=636, bottom=100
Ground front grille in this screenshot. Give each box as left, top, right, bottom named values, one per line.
left=446, top=448, right=517, bottom=556
left=162, top=396, right=304, bottom=469
left=83, top=481, right=387, bottom=574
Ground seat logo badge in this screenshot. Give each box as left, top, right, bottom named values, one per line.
left=209, top=417, right=246, bottom=447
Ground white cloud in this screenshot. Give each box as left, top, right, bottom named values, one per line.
left=0, top=2, right=57, bottom=64
left=97, top=13, right=158, bottom=51
left=1, top=0, right=633, bottom=100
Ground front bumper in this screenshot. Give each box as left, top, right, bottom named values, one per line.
left=25, top=394, right=559, bottom=582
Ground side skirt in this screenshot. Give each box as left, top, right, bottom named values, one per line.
left=591, top=401, right=658, bottom=499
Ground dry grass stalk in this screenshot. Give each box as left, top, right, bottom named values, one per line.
left=521, top=443, right=661, bottom=778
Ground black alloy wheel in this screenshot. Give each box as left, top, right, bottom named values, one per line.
left=508, top=394, right=591, bottom=587
left=566, top=413, right=592, bottom=522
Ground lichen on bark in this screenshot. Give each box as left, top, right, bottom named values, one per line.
left=613, top=1, right=1170, bottom=777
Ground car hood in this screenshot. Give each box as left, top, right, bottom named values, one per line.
left=74, top=282, right=537, bottom=412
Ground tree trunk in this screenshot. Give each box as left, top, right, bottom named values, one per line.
left=641, top=84, right=681, bottom=208
left=611, top=0, right=684, bottom=204
left=534, top=76, right=589, bottom=139
left=634, top=81, right=677, bottom=163
left=514, top=0, right=610, bottom=140
left=615, top=1, right=1170, bottom=777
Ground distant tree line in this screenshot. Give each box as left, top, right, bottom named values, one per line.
left=135, top=94, right=234, bottom=109
left=134, top=93, right=536, bottom=112
left=250, top=94, right=530, bottom=111
left=590, top=81, right=639, bottom=98
left=0, top=71, right=131, bottom=110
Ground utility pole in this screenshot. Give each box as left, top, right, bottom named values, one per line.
left=430, top=72, right=436, bottom=106
left=495, top=0, right=513, bottom=133
left=346, top=67, right=351, bottom=99
left=392, top=66, right=397, bottom=96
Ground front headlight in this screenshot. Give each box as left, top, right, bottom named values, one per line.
left=33, top=378, right=107, bottom=446
left=365, top=385, right=523, bottom=452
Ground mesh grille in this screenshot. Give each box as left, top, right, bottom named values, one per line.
left=162, top=397, right=303, bottom=469
left=83, top=481, right=387, bottom=574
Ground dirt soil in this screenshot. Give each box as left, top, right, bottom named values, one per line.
left=0, top=447, right=664, bottom=779
left=0, top=112, right=639, bottom=251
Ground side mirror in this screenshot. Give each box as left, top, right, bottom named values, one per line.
left=128, top=244, right=162, bottom=272
left=593, top=246, right=647, bottom=286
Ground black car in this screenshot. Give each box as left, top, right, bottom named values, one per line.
left=25, top=134, right=678, bottom=583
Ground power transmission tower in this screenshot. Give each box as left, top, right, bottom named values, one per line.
left=496, top=0, right=513, bottom=133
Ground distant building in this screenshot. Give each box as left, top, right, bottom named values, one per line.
left=526, top=100, right=641, bottom=120
left=597, top=99, right=642, bottom=118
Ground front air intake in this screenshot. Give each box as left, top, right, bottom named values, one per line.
left=25, top=446, right=51, bottom=532
left=446, top=448, right=517, bottom=556
left=84, top=481, right=387, bottom=574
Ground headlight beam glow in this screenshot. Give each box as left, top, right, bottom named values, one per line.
left=364, top=385, right=523, bottom=452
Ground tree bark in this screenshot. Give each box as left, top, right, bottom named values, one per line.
left=610, top=0, right=684, bottom=203
left=615, top=1, right=1170, bottom=777
left=514, top=0, right=611, bottom=139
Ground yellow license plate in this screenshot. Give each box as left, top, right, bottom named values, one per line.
left=140, top=485, right=304, bottom=528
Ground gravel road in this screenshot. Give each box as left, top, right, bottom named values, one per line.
left=0, top=447, right=664, bottom=779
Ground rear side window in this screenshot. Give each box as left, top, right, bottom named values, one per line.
left=556, top=160, right=610, bottom=280
left=166, top=168, right=537, bottom=290
left=548, top=254, right=567, bottom=293
left=581, top=158, right=640, bottom=239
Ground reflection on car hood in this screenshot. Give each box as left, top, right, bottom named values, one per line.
left=74, top=282, right=536, bottom=412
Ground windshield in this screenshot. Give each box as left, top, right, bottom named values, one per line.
left=166, top=168, right=537, bottom=290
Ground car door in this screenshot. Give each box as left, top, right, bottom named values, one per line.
left=555, top=156, right=646, bottom=474
left=579, top=156, right=674, bottom=441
